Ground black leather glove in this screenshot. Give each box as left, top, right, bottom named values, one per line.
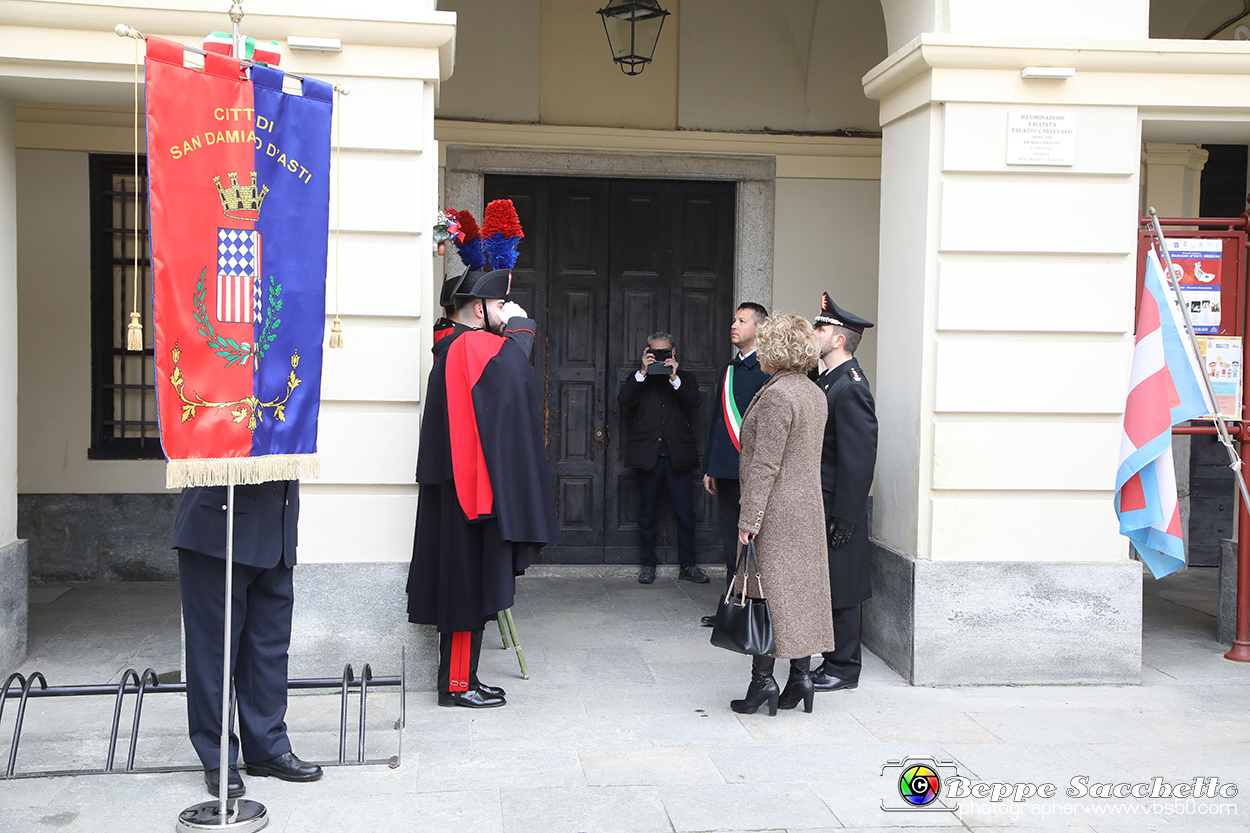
left=828, top=518, right=855, bottom=549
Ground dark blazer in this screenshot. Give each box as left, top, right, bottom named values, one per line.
left=815, top=358, right=877, bottom=609
left=703, top=351, right=770, bottom=480
left=171, top=480, right=299, bottom=569
left=618, top=369, right=701, bottom=473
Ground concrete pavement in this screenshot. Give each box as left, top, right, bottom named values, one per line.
left=3, top=566, right=1250, bottom=832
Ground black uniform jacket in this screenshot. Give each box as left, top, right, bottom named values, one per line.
left=703, top=351, right=770, bottom=480
left=816, top=357, right=878, bottom=608
left=618, top=369, right=701, bottom=473
left=171, top=480, right=298, bottom=569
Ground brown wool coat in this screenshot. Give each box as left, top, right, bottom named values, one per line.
left=734, top=370, right=836, bottom=659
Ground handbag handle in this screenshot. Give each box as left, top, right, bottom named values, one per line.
left=724, top=538, right=765, bottom=607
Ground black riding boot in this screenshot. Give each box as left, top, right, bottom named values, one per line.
left=730, top=655, right=779, bottom=716
left=777, top=657, right=814, bottom=713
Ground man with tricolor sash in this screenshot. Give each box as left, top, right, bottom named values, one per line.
left=699, top=303, right=770, bottom=626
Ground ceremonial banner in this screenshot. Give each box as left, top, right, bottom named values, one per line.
left=144, top=37, right=332, bottom=487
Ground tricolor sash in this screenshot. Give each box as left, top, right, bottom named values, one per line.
left=722, top=364, right=743, bottom=451
left=144, top=37, right=332, bottom=487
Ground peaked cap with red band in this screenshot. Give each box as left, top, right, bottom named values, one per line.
left=813, top=291, right=874, bottom=333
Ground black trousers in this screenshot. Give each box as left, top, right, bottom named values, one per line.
left=821, top=604, right=862, bottom=685
left=714, top=478, right=741, bottom=587
left=179, top=548, right=293, bottom=769
left=636, top=456, right=696, bottom=569
left=437, top=629, right=484, bottom=693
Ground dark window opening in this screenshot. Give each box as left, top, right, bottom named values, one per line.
left=89, top=153, right=162, bottom=460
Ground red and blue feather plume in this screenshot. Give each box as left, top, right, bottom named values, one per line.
left=451, top=209, right=486, bottom=272
left=479, top=199, right=525, bottom=271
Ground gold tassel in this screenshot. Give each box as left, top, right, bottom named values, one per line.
left=328, top=317, right=343, bottom=349
left=126, top=312, right=143, bottom=351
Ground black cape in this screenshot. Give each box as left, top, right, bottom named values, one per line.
left=815, top=357, right=878, bottom=609
left=407, top=319, right=559, bottom=632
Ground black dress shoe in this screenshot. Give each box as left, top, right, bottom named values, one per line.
left=700, top=615, right=716, bottom=627
left=438, top=688, right=506, bottom=708
left=638, top=565, right=656, bottom=584
left=811, top=667, right=858, bottom=691
left=679, top=565, right=710, bottom=584
left=245, top=751, right=323, bottom=782
left=204, top=766, right=245, bottom=798
left=478, top=682, right=506, bottom=698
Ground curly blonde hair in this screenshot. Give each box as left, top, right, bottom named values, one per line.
left=756, top=312, right=820, bottom=373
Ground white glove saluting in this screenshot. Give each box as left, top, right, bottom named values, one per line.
left=501, top=301, right=528, bottom=322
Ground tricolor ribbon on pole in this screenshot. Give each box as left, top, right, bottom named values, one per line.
left=144, top=36, right=332, bottom=488
left=1115, top=248, right=1213, bottom=578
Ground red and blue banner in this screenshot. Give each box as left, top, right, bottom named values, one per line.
left=144, top=36, right=332, bottom=487
left=1115, top=249, right=1212, bottom=578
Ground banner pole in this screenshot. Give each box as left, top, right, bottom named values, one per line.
left=1148, top=208, right=1250, bottom=662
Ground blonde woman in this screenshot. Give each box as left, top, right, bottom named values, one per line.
left=730, top=312, right=835, bottom=715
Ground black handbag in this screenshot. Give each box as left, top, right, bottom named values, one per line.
left=709, top=539, right=776, bottom=656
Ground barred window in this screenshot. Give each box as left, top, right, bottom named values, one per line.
left=89, top=154, right=161, bottom=459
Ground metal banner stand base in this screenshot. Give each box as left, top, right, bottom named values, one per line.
left=177, top=799, right=268, bottom=833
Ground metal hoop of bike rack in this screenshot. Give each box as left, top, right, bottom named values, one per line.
left=0, top=647, right=405, bottom=780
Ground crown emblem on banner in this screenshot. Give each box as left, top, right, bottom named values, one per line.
left=213, top=171, right=269, bottom=221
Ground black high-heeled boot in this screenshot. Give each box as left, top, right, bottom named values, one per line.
left=778, top=657, right=814, bottom=713
left=730, top=655, right=779, bottom=716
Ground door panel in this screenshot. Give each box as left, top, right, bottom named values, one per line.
left=483, top=175, right=734, bottom=564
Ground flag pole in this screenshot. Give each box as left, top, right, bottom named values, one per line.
left=176, top=3, right=271, bottom=828
left=1148, top=208, right=1250, bottom=663
left=1147, top=208, right=1250, bottom=508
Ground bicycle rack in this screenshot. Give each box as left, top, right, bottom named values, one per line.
left=0, top=647, right=405, bottom=780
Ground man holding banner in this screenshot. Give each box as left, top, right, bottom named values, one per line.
left=407, top=256, right=561, bottom=708
left=143, top=35, right=333, bottom=795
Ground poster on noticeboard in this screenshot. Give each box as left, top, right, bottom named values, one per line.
left=1197, top=336, right=1242, bottom=420
left=1165, top=238, right=1223, bottom=335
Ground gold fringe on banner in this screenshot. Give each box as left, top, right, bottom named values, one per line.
left=165, top=453, right=321, bottom=489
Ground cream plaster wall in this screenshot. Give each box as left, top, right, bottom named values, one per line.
left=677, top=0, right=884, bottom=134
left=772, top=177, right=880, bottom=385
left=16, top=149, right=166, bottom=495
left=436, top=0, right=885, bottom=135
left=871, top=104, right=931, bottom=559
left=0, top=98, right=17, bottom=544
left=434, top=0, right=540, bottom=123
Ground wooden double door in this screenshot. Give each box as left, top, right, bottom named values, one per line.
left=485, top=175, right=736, bottom=564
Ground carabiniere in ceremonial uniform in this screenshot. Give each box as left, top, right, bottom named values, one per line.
left=809, top=292, right=878, bottom=692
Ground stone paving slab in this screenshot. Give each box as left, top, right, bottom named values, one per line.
left=5, top=570, right=1250, bottom=831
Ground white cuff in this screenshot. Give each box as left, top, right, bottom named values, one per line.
left=634, top=371, right=646, bottom=382
left=669, top=376, right=682, bottom=389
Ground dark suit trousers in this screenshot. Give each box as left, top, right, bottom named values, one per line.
left=821, top=604, right=862, bottom=685
left=437, top=629, right=484, bottom=693
left=715, top=478, right=741, bottom=587
left=179, top=548, right=294, bottom=769
left=636, top=456, right=696, bottom=569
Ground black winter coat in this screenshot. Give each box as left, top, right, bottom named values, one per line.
left=618, top=369, right=701, bottom=473
left=815, top=358, right=878, bottom=609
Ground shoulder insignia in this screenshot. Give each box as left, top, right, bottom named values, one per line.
left=850, top=369, right=862, bottom=382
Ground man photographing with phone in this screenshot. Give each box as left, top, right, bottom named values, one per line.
left=619, top=333, right=708, bottom=585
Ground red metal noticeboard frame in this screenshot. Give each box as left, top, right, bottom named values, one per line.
left=1137, top=214, right=1250, bottom=661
